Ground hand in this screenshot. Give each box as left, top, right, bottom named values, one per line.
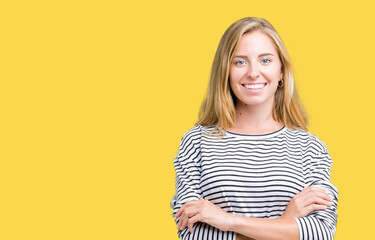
left=175, top=197, right=233, bottom=233
left=280, top=186, right=332, bottom=219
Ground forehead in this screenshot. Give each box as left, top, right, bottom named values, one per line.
left=235, top=30, right=278, bottom=55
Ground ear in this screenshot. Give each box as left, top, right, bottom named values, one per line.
left=279, top=71, right=284, bottom=80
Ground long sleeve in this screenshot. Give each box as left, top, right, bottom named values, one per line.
left=171, top=126, right=202, bottom=239
left=295, top=137, right=339, bottom=240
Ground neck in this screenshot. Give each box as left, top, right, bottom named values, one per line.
left=229, top=101, right=283, bottom=134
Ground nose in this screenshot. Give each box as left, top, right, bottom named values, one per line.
left=246, top=63, right=260, bottom=79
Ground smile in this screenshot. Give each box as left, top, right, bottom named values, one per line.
left=243, top=83, right=267, bottom=90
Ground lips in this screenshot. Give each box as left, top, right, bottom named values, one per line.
left=242, top=83, right=267, bottom=90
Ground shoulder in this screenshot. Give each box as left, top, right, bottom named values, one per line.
left=180, top=125, right=214, bottom=139
left=178, top=125, right=212, bottom=149
left=180, top=125, right=203, bottom=141
left=285, top=128, right=333, bottom=169
left=284, top=127, right=329, bottom=154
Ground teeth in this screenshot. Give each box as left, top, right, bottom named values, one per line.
left=244, top=83, right=266, bottom=89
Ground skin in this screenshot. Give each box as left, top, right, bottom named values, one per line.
left=175, top=30, right=333, bottom=240
left=227, top=30, right=283, bottom=134
left=176, top=187, right=332, bottom=240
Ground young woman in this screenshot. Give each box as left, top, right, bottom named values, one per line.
left=171, top=17, right=338, bottom=240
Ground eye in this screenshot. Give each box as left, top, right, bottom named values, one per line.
left=234, top=60, right=246, bottom=66
left=261, top=58, right=271, bottom=64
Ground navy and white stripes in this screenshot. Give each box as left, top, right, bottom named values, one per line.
left=171, top=125, right=338, bottom=240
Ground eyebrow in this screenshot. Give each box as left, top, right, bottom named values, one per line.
left=233, top=53, right=275, bottom=58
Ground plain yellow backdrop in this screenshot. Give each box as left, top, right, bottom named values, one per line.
left=1, top=0, right=374, bottom=239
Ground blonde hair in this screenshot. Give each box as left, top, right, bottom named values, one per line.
left=196, top=17, right=308, bottom=133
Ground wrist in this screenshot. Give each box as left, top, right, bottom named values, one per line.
left=227, top=214, right=239, bottom=232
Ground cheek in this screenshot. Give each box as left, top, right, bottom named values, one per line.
left=229, top=77, right=237, bottom=94
left=229, top=69, right=237, bottom=88
left=262, top=68, right=282, bottom=82
left=230, top=68, right=246, bottom=82
left=229, top=68, right=235, bottom=81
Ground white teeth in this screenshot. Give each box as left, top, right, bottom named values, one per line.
left=244, top=83, right=266, bottom=89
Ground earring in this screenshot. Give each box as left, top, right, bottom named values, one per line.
left=278, top=79, right=284, bottom=88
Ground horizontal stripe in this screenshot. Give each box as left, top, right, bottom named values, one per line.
left=171, top=125, right=338, bottom=240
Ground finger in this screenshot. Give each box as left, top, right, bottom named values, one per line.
left=177, top=214, right=182, bottom=230
left=178, top=213, right=189, bottom=230
left=296, top=196, right=327, bottom=209
left=177, top=210, right=189, bottom=230
left=306, top=191, right=332, bottom=205
left=188, top=215, right=201, bottom=233
left=300, top=190, right=330, bottom=201
left=179, top=205, right=202, bottom=230
left=176, top=200, right=199, bottom=218
left=176, top=202, right=191, bottom=218
left=316, top=188, right=333, bottom=201
left=306, top=203, right=328, bottom=213
left=175, top=205, right=186, bottom=218
left=187, top=217, right=195, bottom=233
left=311, top=188, right=332, bottom=200
left=311, top=196, right=332, bottom=206
left=297, top=204, right=327, bottom=217
left=297, top=190, right=332, bottom=206
left=188, top=220, right=194, bottom=233
left=305, top=186, right=332, bottom=199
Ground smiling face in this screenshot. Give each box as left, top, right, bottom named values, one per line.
left=229, top=30, right=283, bottom=110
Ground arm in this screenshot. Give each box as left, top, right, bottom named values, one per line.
left=176, top=198, right=299, bottom=240
left=294, top=139, right=339, bottom=240
left=230, top=138, right=338, bottom=240
left=175, top=137, right=337, bottom=240
left=230, top=185, right=334, bottom=240
left=176, top=186, right=332, bottom=240
left=170, top=127, right=202, bottom=239
left=230, top=216, right=298, bottom=240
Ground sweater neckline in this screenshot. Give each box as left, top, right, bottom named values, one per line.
left=225, top=126, right=286, bottom=139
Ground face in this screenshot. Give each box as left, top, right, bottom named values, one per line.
left=229, top=30, right=283, bottom=109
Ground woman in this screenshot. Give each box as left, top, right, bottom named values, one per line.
left=171, top=17, right=338, bottom=240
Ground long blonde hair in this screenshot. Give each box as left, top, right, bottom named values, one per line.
left=196, top=17, right=308, bottom=133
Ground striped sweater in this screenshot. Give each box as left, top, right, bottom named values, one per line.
left=171, top=125, right=338, bottom=240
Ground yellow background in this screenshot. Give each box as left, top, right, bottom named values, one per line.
left=0, top=0, right=373, bottom=239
